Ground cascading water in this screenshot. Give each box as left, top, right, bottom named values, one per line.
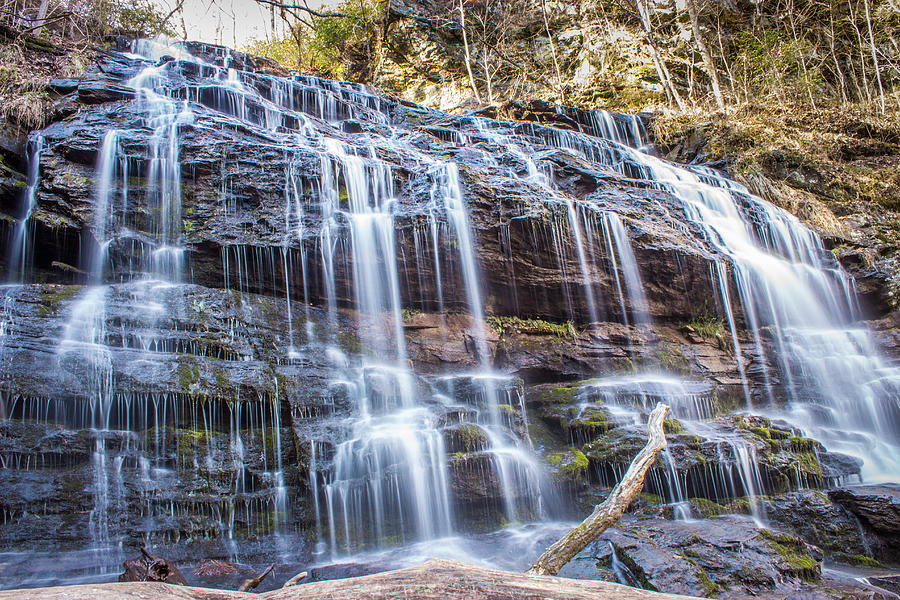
left=6, top=134, right=43, bottom=284
left=454, top=107, right=899, bottom=481
left=1, top=35, right=898, bottom=591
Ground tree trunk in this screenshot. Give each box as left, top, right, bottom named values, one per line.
left=1, top=559, right=703, bottom=600
left=863, top=0, right=885, bottom=112
left=685, top=0, right=724, bottom=110
left=526, top=402, right=670, bottom=576
left=634, top=0, right=685, bottom=110
left=848, top=0, right=872, bottom=102
left=540, top=0, right=565, bottom=104
left=483, top=48, right=494, bottom=104
left=282, top=571, right=308, bottom=588
left=458, top=0, right=482, bottom=103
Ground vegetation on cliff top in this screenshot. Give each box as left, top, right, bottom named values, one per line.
left=0, top=0, right=175, bottom=129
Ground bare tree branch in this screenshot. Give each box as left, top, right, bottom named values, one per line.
left=252, top=0, right=353, bottom=19
left=526, top=402, right=670, bottom=577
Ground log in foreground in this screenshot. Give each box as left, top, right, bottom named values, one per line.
left=118, top=547, right=189, bottom=586
left=527, top=402, right=671, bottom=576
left=239, top=562, right=276, bottom=592
left=0, top=558, right=700, bottom=600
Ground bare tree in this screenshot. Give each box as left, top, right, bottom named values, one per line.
left=458, top=0, right=482, bottom=102
left=631, top=0, right=685, bottom=109
left=685, top=0, right=724, bottom=110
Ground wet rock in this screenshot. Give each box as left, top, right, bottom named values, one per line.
left=447, top=452, right=502, bottom=501
left=869, top=576, right=900, bottom=596
left=77, top=81, right=136, bottom=104
left=829, top=485, right=900, bottom=563
left=762, top=490, right=870, bottom=558
left=828, top=485, right=900, bottom=537
left=589, top=516, right=826, bottom=598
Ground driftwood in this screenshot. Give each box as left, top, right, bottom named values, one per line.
left=282, top=571, right=308, bottom=588
left=527, top=402, right=671, bottom=576
left=118, top=547, right=189, bottom=586
left=0, top=558, right=701, bottom=599
left=239, top=562, right=276, bottom=592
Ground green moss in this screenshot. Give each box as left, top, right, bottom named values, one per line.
left=486, top=315, right=576, bottom=339
left=455, top=424, right=488, bottom=451
left=657, top=348, right=690, bottom=373
left=796, top=451, right=823, bottom=476
left=689, top=497, right=728, bottom=518
left=177, top=360, right=201, bottom=393
left=568, top=408, right=614, bottom=436
left=640, top=493, right=663, bottom=505
left=213, top=367, right=229, bottom=392
left=401, top=308, right=421, bottom=320
left=748, top=426, right=772, bottom=440
left=37, top=285, right=82, bottom=316
left=539, top=386, right=577, bottom=405
left=758, top=529, right=820, bottom=582
left=548, top=449, right=590, bottom=480
left=789, top=436, right=818, bottom=452
left=663, top=418, right=684, bottom=434
left=846, top=554, right=883, bottom=568
left=680, top=552, right=720, bottom=597
left=337, top=329, right=363, bottom=354
left=697, top=568, right=720, bottom=597
left=561, top=449, right=589, bottom=477
left=547, top=452, right=565, bottom=466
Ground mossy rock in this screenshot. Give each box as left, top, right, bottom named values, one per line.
left=688, top=497, right=729, bottom=518
left=445, top=423, right=489, bottom=453
left=37, top=284, right=82, bottom=316
left=663, top=418, right=684, bottom=434
left=547, top=448, right=590, bottom=481
left=583, top=428, right=646, bottom=466
left=735, top=415, right=825, bottom=482
left=565, top=406, right=615, bottom=440
left=535, top=385, right=578, bottom=405
left=758, top=529, right=821, bottom=582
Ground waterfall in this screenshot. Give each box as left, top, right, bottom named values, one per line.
left=6, top=135, right=43, bottom=283
left=1, top=36, right=898, bottom=589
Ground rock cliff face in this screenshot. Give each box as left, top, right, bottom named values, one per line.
left=0, top=38, right=898, bottom=598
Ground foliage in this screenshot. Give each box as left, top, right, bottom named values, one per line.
left=0, top=0, right=176, bottom=127
left=686, top=314, right=725, bottom=339
left=1, top=0, right=176, bottom=40
left=487, top=315, right=576, bottom=338
left=243, top=0, right=382, bottom=79
left=243, top=37, right=302, bottom=72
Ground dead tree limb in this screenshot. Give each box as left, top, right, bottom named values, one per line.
left=239, top=562, right=276, bottom=592
left=526, top=402, right=670, bottom=576
left=251, top=0, right=353, bottom=18
left=141, top=547, right=189, bottom=586
left=282, top=571, right=308, bottom=588
left=119, top=547, right=188, bottom=585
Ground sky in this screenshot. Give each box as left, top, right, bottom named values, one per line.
left=154, top=0, right=340, bottom=49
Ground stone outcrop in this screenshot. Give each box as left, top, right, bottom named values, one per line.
left=828, top=485, right=900, bottom=563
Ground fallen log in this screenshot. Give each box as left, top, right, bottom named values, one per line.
left=282, top=571, right=308, bottom=588
left=118, top=547, right=188, bottom=586
left=239, top=562, right=276, bottom=592
left=527, top=402, right=670, bottom=576
left=0, top=558, right=701, bottom=600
